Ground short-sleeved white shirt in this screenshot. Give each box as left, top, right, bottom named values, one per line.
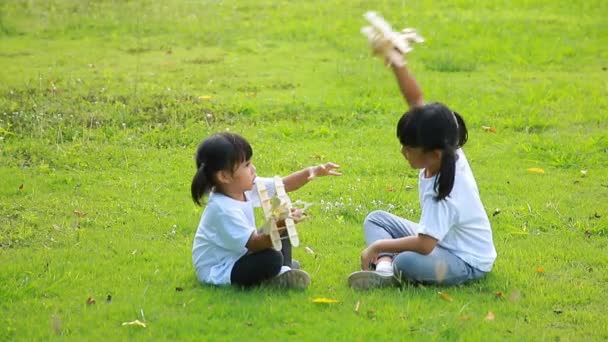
left=192, top=177, right=276, bottom=285
left=417, top=149, right=497, bottom=272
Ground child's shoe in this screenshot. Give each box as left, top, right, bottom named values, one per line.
left=347, top=270, right=398, bottom=290
left=270, top=267, right=310, bottom=290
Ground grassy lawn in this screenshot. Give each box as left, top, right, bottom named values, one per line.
left=1, top=0, right=607, bottom=339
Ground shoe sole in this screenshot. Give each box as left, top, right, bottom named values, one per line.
left=273, top=269, right=310, bottom=290
left=347, top=271, right=397, bottom=290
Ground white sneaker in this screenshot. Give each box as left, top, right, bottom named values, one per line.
left=347, top=270, right=398, bottom=290
left=270, top=269, right=311, bottom=290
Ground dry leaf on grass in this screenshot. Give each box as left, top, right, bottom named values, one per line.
left=484, top=311, right=495, bottom=321
left=312, top=297, right=339, bottom=304
left=122, top=320, right=147, bottom=328
left=437, top=291, right=453, bottom=302
left=527, top=167, right=545, bottom=174
left=482, top=126, right=497, bottom=133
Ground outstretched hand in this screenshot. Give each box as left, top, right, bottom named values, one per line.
left=308, top=162, right=342, bottom=180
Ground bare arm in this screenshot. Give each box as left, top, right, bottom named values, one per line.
left=391, top=63, right=425, bottom=109
left=282, top=162, right=341, bottom=192
left=360, top=234, right=437, bottom=270
left=245, top=231, right=274, bottom=252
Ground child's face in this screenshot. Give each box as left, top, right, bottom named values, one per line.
left=401, top=145, right=439, bottom=170
left=230, top=159, right=257, bottom=192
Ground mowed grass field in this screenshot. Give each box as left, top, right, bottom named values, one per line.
left=1, top=0, right=607, bottom=340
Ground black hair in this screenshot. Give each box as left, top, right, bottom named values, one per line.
left=396, top=102, right=468, bottom=201
left=191, top=132, right=253, bottom=205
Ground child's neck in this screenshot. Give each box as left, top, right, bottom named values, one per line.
left=424, top=161, right=441, bottom=178
left=217, top=186, right=246, bottom=202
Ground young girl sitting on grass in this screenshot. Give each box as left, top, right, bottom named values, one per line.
left=191, top=132, right=340, bottom=289
left=348, top=50, right=497, bottom=290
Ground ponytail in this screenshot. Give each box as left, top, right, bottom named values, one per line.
left=453, top=111, right=468, bottom=148
left=191, top=163, right=212, bottom=206
left=434, top=148, right=456, bottom=201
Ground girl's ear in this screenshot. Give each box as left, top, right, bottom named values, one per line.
left=432, top=149, right=443, bottom=163
left=215, top=170, right=232, bottom=185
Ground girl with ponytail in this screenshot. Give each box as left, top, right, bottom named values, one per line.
left=348, top=51, right=497, bottom=290
left=191, top=132, right=340, bottom=289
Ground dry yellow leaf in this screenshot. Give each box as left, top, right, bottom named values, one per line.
left=484, top=311, right=496, bottom=321
left=482, top=126, right=497, bottom=133
left=536, top=267, right=545, bottom=274
left=312, top=297, right=339, bottom=304
left=527, top=168, right=545, bottom=174
left=198, top=95, right=212, bottom=100
left=437, top=291, right=453, bottom=302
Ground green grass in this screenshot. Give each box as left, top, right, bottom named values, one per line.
left=1, top=0, right=607, bottom=339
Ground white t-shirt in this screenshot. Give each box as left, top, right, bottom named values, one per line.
left=192, top=177, right=276, bottom=285
left=417, top=149, right=497, bottom=272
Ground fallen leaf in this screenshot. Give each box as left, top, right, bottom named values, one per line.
left=385, top=186, right=395, bottom=192
left=18, top=184, right=24, bottom=191
left=484, top=311, right=495, bottom=321
left=366, top=310, right=376, bottom=320
left=580, top=170, right=588, bottom=177
left=482, top=126, right=497, bottom=133
left=536, top=267, right=545, bottom=274
left=354, top=300, right=360, bottom=313
left=198, top=95, right=212, bottom=100
left=86, top=297, right=96, bottom=305
left=312, top=297, right=339, bottom=304
left=73, top=210, right=87, bottom=218
left=527, top=167, right=545, bottom=174
left=495, top=291, right=504, bottom=299
left=458, top=315, right=470, bottom=321
left=492, top=208, right=501, bottom=217
left=437, top=291, right=453, bottom=302
left=121, top=320, right=147, bottom=328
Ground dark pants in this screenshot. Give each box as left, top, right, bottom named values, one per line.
left=230, top=238, right=292, bottom=287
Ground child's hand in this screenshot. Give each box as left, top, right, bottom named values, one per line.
left=360, top=246, right=379, bottom=271
left=308, top=162, right=342, bottom=180
left=290, top=207, right=307, bottom=223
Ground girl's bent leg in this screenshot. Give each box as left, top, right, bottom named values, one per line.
left=364, top=210, right=419, bottom=258
left=230, top=249, right=283, bottom=287
left=393, top=247, right=487, bottom=286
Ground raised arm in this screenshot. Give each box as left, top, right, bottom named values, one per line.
left=282, top=162, right=341, bottom=192
left=391, top=63, right=424, bottom=109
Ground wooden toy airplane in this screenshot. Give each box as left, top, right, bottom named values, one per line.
left=257, top=177, right=312, bottom=251
left=360, top=11, right=424, bottom=66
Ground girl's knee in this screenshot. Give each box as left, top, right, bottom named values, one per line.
left=364, top=210, right=389, bottom=227
left=266, top=249, right=284, bottom=274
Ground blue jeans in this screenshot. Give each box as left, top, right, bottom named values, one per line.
left=364, top=210, right=488, bottom=286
